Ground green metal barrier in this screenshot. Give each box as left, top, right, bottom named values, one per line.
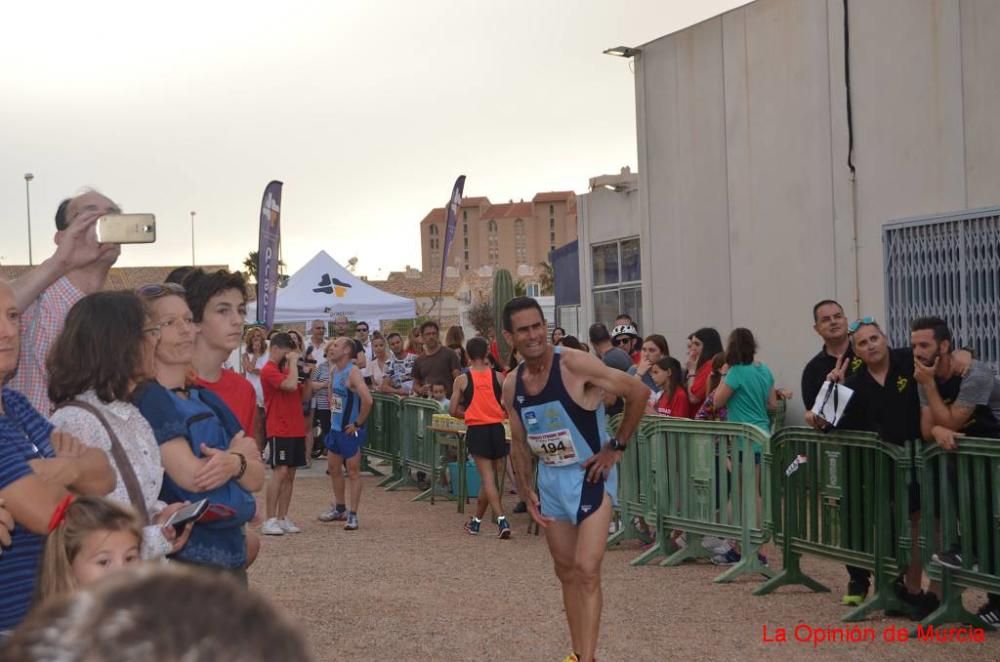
left=385, top=398, right=451, bottom=502
left=769, top=399, right=787, bottom=433
left=640, top=417, right=774, bottom=582
left=917, top=437, right=1000, bottom=629
left=754, top=427, right=912, bottom=622
left=606, top=414, right=658, bottom=560
left=366, top=394, right=403, bottom=487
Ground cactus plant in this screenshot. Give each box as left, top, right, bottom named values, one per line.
left=492, top=268, right=515, bottom=368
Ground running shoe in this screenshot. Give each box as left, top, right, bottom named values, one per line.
left=931, top=547, right=964, bottom=570
left=701, top=535, right=731, bottom=555
left=279, top=518, right=301, bottom=534
left=560, top=654, right=580, bottom=662
left=497, top=516, right=511, bottom=539
left=318, top=507, right=348, bottom=522
left=465, top=517, right=481, bottom=535
left=711, top=548, right=741, bottom=566
left=977, top=603, right=1000, bottom=628
left=842, top=578, right=870, bottom=606
left=344, top=513, right=359, bottom=531
left=261, top=518, right=284, bottom=536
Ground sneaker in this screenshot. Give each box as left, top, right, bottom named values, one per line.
left=608, top=517, right=622, bottom=535
left=701, top=535, right=731, bottom=555
left=318, top=507, right=348, bottom=522
left=279, top=518, right=301, bottom=534
left=931, top=547, right=964, bottom=570
left=977, top=603, right=1000, bottom=628
left=757, top=552, right=769, bottom=567
left=497, top=516, right=511, bottom=539
left=261, top=518, right=284, bottom=536
left=560, top=654, right=580, bottom=662
left=711, top=548, right=741, bottom=566
left=344, top=513, right=359, bottom=531
left=513, top=501, right=527, bottom=514
left=842, top=579, right=870, bottom=606
left=465, top=517, right=481, bottom=535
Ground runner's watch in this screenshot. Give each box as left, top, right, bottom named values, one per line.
left=609, top=437, right=627, bottom=452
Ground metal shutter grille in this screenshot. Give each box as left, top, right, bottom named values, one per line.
left=883, top=208, right=1000, bottom=372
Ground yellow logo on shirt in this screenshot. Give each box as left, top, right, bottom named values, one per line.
left=896, top=376, right=908, bottom=393
left=850, top=357, right=863, bottom=374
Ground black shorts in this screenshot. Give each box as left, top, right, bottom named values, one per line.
left=268, top=436, right=306, bottom=468
left=466, top=423, right=509, bottom=460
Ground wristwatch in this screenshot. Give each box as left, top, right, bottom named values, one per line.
left=609, top=437, right=627, bottom=452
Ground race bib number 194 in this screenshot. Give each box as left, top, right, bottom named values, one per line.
left=527, top=429, right=578, bottom=467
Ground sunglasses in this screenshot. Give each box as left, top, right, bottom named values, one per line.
left=613, top=337, right=631, bottom=346
left=848, top=316, right=876, bottom=334
left=356, top=327, right=369, bottom=333
left=137, top=282, right=186, bottom=298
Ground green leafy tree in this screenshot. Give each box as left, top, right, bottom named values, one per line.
left=467, top=301, right=495, bottom=337
left=243, top=250, right=286, bottom=284
left=537, top=261, right=554, bottom=295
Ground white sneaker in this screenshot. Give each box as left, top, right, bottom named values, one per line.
left=279, top=518, right=301, bottom=534
left=701, top=535, right=731, bottom=555
left=261, top=518, right=284, bottom=536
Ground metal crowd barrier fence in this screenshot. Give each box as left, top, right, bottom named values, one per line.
left=917, top=437, right=1000, bottom=629
left=754, top=427, right=912, bottom=622
left=365, top=393, right=403, bottom=487
left=606, top=414, right=658, bottom=559
left=385, top=397, right=448, bottom=501
left=643, top=417, right=774, bottom=583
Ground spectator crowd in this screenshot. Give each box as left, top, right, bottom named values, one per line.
left=0, top=188, right=997, bottom=658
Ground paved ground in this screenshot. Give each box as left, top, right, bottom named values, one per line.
left=248, top=460, right=998, bottom=661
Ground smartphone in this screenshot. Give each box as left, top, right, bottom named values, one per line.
left=163, top=498, right=209, bottom=532
left=198, top=503, right=237, bottom=523
left=95, top=213, right=156, bottom=244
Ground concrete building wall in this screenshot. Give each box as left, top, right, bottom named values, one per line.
left=578, top=177, right=642, bottom=332
left=633, top=0, right=1000, bottom=422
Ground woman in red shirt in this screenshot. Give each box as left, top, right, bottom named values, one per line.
left=647, top=357, right=691, bottom=418
left=684, top=327, right=723, bottom=412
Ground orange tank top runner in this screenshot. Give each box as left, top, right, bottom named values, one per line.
left=463, top=368, right=506, bottom=426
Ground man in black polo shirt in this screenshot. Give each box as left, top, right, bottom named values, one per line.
left=832, top=319, right=932, bottom=616
left=802, top=299, right=860, bottom=430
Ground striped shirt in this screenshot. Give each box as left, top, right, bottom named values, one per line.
left=0, top=388, right=56, bottom=631
left=312, top=362, right=332, bottom=410
left=9, top=276, right=85, bottom=415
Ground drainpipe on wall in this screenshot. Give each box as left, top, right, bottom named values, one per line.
left=843, top=0, right=861, bottom=317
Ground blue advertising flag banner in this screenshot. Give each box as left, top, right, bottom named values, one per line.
left=439, top=174, right=466, bottom=296
left=257, top=180, right=283, bottom=329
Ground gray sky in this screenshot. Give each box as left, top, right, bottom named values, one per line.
left=2, top=0, right=746, bottom=279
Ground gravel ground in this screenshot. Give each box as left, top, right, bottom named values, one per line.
left=248, top=460, right=998, bottom=661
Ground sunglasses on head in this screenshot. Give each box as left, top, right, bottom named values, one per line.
left=136, top=282, right=186, bottom=298
left=848, top=316, right=877, bottom=334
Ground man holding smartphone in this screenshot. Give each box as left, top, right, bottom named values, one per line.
left=9, top=190, right=122, bottom=414
left=260, top=333, right=311, bottom=536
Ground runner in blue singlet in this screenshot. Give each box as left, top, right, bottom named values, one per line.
left=500, top=297, right=648, bottom=662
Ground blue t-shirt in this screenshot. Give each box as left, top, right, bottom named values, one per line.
left=134, top=382, right=255, bottom=569
left=0, top=388, right=56, bottom=631
left=724, top=362, right=774, bottom=444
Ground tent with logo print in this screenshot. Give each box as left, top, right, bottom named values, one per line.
left=246, top=250, right=415, bottom=326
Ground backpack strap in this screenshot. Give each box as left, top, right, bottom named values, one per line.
left=57, top=400, right=151, bottom=525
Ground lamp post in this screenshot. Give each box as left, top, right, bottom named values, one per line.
left=24, top=173, right=34, bottom=265
left=190, top=211, right=196, bottom=265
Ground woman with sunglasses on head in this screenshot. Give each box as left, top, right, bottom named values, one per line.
left=47, top=291, right=196, bottom=563
left=132, top=283, right=264, bottom=582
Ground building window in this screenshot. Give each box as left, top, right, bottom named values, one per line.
left=515, top=219, right=526, bottom=264
left=526, top=283, right=540, bottom=297
left=463, top=210, right=467, bottom=221
left=429, top=225, right=438, bottom=236
left=463, top=222, right=468, bottom=235
left=549, top=204, right=554, bottom=215
left=488, top=220, right=497, bottom=233
left=592, top=237, right=642, bottom=326
left=488, top=219, right=499, bottom=265
left=550, top=218, right=555, bottom=230
left=550, top=231, right=556, bottom=243
left=463, top=237, right=468, bottom=249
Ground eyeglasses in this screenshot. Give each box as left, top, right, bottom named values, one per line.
left=848, top=316, right=877, bottom=334
left=137, top=282, right=186, bottom=298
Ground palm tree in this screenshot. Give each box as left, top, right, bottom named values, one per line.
left=243, top=250, right=286, bottom=284
left=537, top=261, right=554, bottom=295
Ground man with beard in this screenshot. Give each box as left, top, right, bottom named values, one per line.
left=502, top=297, right=648, bottom=662
left=911, top=316, right=1000, bottom=625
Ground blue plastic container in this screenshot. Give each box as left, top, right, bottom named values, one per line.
left=447, top=461, right=482, bottom=497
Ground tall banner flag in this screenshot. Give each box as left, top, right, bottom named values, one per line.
left=438, top=175, right=466, bottom=313
left=257, top=180, right=283, bottom=330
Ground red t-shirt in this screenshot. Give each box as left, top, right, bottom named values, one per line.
left=654, top=386, right=691, bottom=418
left=260, top=360, right=306, bottom=438
left=196, top=369, right=256, bottom=435
left=688, top=361, right=713, bottom=410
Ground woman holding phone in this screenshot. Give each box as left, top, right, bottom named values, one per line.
left=48, top=291, right=195, bottom=560
left=133, top=283, right=264, bottom=581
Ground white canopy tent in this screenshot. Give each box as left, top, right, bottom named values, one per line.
left=247, top=250, right=416, bottom=325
